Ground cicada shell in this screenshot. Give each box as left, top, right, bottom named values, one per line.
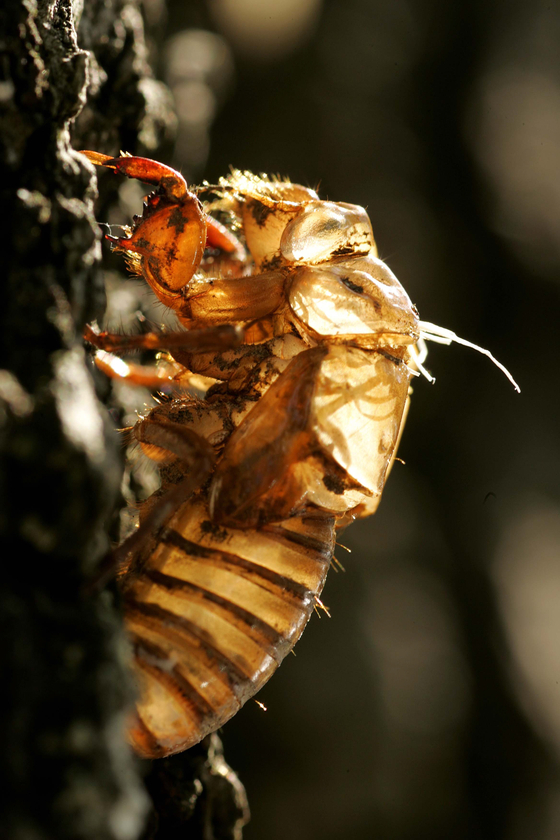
left=82, top=153, right=425, bottom=758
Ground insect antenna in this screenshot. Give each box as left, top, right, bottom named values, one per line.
left=417, top=320, right=521, bottom=392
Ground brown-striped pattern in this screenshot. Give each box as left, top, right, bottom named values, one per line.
left=122, top=497, right=335, bottom=758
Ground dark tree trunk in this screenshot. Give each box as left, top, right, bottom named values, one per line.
left=0, top=2, right=247, bottom=837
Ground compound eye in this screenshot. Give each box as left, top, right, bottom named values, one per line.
left=281, top=201, right=375, bottom=265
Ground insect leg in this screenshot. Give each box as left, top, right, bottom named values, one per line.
left=80, top=151, right=189, bottom=200
left=92, top=351, right=182, bottom=390
left=85, top=323, right=245, bottom=389
left=87, top=420, right=215, bottom=592
left=84, top=323, right=243, bottom=354
left=205, top=216, right=246, bottom=261
left=81, top=151, right=247, bottom=301
left=81, top=151, right=208, bottom=307
left=182, top=268, right=288, bottom=324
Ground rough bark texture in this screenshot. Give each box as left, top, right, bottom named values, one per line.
left=1, top=2, right=247, bottom=838
left=141, top=735, right=249, bottom=840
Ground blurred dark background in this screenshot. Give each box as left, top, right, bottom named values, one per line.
left=119, top=0, right=560, bottom=837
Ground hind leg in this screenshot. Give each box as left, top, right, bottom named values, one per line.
left=87, top=418, right=216, bottom=592
left=84, top=323, right=244, bottom=389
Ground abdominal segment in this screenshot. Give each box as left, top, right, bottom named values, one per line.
left=123, top=497, right=335, bottom=758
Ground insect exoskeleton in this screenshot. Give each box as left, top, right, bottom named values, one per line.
left=81, top=152, right=422, bottom=758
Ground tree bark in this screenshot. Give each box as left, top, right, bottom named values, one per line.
left=0, top=2, right=247, bottom=837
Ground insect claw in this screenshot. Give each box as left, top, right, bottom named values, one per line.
left=83, top=322, right=100, bottom=341
left=105, top=233, right=130, bottom=250
left=79, top=150, right=115, bottom=167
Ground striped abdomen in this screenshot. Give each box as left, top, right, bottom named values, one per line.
left=122, top=495, right=335, bottom=758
